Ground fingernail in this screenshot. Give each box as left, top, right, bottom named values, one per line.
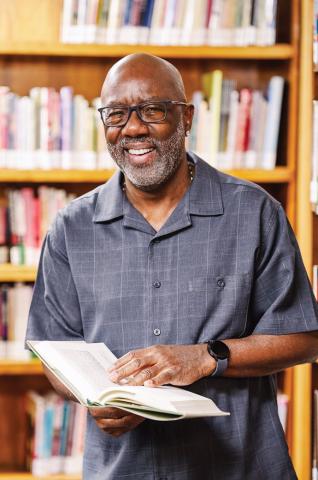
left=144, top=380, right=154, bottom=387
left=109, top=372, right=118, bottom=381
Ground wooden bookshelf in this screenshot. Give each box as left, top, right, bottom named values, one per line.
left=0, top=167, right=293, bottom=184
left=0, top=265, right=37, bottom=282
left=0, top=169, right=116, bottom=183
left=0, top=360, right=42, bottom=376
left=0, top=0, right=310, bottom=478
left=0, top=474, right=80, bottom=479
left=0, top=43, right=294, bottom=59
left=294, top=1, right=318, bottom=479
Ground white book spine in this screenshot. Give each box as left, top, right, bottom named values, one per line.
left=261, top=76, right=284, bottom=169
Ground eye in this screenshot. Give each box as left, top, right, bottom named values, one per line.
left=141, top=103, right=166, bottom=119
left=106, top=108, right=126, bottom=120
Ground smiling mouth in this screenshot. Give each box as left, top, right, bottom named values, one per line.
left=126, top=147, right=155, bottom=155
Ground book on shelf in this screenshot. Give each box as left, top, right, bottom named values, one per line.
left=188, top=73, right=284, bottom=169
left=27, top=340, right=229, bottom=421
left=0, top=86, right=113, bottom=170
left=314, top=0, right=318, bottom=68
left=26, top=391, right=86, bottom=476
left=277, top=391, right=289, bottom=433
left=0, top=186, right=75, bottom=266
left=60, top=0, right=278, bottom=46
left=0, top=283, right=33, bottom=360
left=0, top=78, right=284, bottom=172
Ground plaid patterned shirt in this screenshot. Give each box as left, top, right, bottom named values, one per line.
left=26, top=153, right=318, bottom=479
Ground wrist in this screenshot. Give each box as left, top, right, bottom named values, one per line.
left=199, top=343, right=217, bottom=377
left=206, top=340, right=230, bottom=377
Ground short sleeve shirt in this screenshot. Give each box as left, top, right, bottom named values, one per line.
left=26, top=153, right=318, bottom=480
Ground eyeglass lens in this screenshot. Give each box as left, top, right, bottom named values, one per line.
left=102, top=102, right=167, bottom=126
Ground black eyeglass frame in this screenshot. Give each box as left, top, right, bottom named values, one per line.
left=97, top=100, right=189, bottom=127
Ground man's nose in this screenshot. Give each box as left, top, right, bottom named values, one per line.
left=120, top=110, right=149, bottom=137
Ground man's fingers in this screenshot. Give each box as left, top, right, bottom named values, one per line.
left=96, top=415, right=134, bottom=430
left=144, top=368, right=176, bottom=387
left=109, top=355, right=155, bottom=382
left=89, top=406, right=130, bottom=419
left=94, top=413, right=144, bottom=436
left=109, top=348, right=147, bottom=372
left=124, top=366, right=160, bottom=386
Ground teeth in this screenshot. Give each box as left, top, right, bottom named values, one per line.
left=128, top=148, right=153, bottom=155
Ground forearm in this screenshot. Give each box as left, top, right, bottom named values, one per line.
left=42, top=363, right=78, bottom=402
left=221, top=332, right=318, bottom=377
left=108, top=331, right=318, bottom=387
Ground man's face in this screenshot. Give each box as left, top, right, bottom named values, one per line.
left=102, top=73, right=189, bottom=191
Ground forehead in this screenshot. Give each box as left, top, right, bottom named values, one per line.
left=102, top=68, right=178, bottom=105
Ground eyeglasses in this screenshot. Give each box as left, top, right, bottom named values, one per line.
left=98, top=100, right=188, bottom=127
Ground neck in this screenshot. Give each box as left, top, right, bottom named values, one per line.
left=122, top=155, right=194, bottom=231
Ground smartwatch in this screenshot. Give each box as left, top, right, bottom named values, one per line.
left=207, top=340, right=230, bottom=377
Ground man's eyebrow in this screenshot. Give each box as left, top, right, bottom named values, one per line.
left=103, top=97, right=169, bottom=107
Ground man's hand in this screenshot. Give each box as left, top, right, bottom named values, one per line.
left=108, top=344, right=215, bottom=387
left=89, top=406, right=144, bottom=437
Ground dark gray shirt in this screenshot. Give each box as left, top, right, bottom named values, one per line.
left=26, top=153, right=318, bottom=480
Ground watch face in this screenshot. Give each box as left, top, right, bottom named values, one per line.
left=211, top=340, right=230, bottom=360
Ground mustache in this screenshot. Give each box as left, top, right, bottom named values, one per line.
left=118, top=136, right=157, bottom=148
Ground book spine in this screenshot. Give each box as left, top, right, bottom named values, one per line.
left=261, top=76, right=284, bottom=169
left=234, top=88, right=252, bottom=168
left=209, top=70, right=223, bottom=167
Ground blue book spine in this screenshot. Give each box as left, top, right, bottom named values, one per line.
left=124, top=0, right=133, bottom=25
left=43, top=403, right=54, bottom=458
left=59, top=401, right=70, bottom=456
left=141, top=0, right=155, bottom=27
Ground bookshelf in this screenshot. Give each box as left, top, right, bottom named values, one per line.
left=0, top=0, right=311, bottom=478
left=295, top=1, right=318, bottom=479
left=0, top=475, right=80, bottom=480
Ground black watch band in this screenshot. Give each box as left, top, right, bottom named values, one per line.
left=207, top=340, right=230, bottom=377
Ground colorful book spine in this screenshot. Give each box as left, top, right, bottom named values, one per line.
left=26, top=391, right=86, bottom=476
left=0, top=86, right=106, bottom=170
left=189, top=72, right=283, bottom=170
left=60, top=0, right=278, bottom=46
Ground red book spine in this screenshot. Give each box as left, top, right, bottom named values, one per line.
left=235, top=88, right=252, bottom=154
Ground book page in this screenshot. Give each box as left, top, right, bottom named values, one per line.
left=98, top=385, right=228, bottom=417
left=28, top=341, right=118, bottom=404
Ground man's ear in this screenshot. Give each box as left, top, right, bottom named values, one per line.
left=184, top=104, right=194, bottom=135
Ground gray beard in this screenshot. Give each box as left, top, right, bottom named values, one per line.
left=106, top=121, right=186, bottom=191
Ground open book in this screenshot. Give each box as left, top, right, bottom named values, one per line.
left=27, top=340, right=229, bottom=422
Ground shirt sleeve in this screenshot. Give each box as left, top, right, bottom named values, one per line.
left=25, top=212, right=84, bottom=344
left=249, top=204, right=318, bottom=335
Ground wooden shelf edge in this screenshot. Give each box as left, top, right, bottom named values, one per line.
left=0, top=167, right=293, bottom=184
left=0, top=169, right=116, bottom=183
left=0, top=360, right=42, bottom=375
left=0, top=473, right=80, bottom=479
left=222, top=167, right=293, bottom=183
left=0, top=265, right=37, bottom=282
left=0, top=43, right=294, bottom=59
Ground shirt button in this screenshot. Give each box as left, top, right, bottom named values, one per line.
left=153, top=328, right=161, bottom=336
left=217, top=279, right=225, bottom=288
left=153, top=281, right=161, bottom=288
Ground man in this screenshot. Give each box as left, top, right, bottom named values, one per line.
left=26, top=54, right=318, bottom=479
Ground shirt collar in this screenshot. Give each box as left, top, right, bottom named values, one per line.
left=187, top=152, right=224, bottom=216
left=93, top=152, right=224, bottom=223
left=93, top=169, right=124, bottom=223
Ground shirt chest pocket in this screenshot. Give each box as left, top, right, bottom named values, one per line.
left=187, top=273, right=252, bottom=339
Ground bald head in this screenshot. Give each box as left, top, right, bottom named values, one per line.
left=101, top=54, right=186, bottom=104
